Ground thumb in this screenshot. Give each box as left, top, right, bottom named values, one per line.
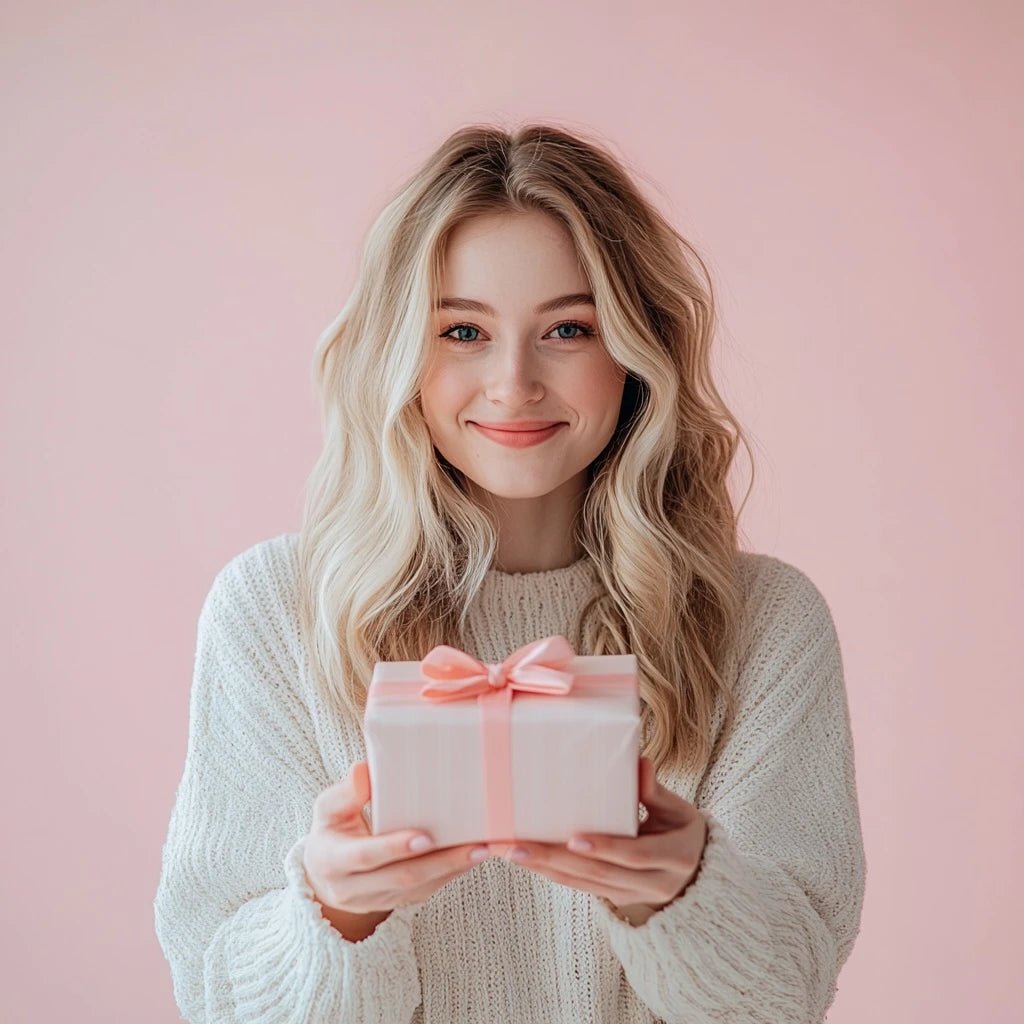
left=352, top=760, right=371, bottom=802
left=638, top=756, right=668, bottom=808
left=351, top=760, right=374, bottom=833
left=638, top=755, right=700, bottom=828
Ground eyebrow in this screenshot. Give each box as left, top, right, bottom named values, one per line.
left=435, top=292, right=595, bottom=316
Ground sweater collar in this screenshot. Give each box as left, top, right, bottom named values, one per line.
left=461, top=555, right=600, bottom=664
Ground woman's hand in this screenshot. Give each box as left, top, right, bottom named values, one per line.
left=488, top=757, right=709, bottom=924
left=303, top=761, right=491, bottom=921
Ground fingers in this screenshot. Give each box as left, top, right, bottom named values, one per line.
left=568, top=828, right=700, bottom=871
left=498, top=840, right=686, bottom=906
left=498, top=815, right=704, bottom=873
left=311, top=762, right=372, bottom=831
left=309, top=831, right=487, bottom=912
left=306, top=763, right=497, bottom=914
left=517, top=860, right=645, bottom=907
left=309, top=803, right=488, bottom=879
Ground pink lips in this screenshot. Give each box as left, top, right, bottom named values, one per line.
left=469, top=421, right=566, bottom=448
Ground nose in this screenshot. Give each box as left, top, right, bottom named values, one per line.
left=483, top=342, right=545, bottom=406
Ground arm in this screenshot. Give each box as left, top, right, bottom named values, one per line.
left=153, top=547, right=423, bottom=1023
left=591, top=559, right=867, bottom=1024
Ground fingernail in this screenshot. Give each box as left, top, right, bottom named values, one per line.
left=409, top=835, right=433, bottom=852
left=568, top=837, right=593, bottom=852
left=508, top=846, right=530, bottom=861
left=469, top=846, right=490, bottom=862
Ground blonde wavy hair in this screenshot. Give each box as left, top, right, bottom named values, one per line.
left=297, top=122, right=753, bottom=780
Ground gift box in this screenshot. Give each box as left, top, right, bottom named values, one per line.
left=363, top=634, right=641, bottom=847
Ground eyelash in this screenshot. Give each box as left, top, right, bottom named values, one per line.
left=438, top=319, right=597, bottom=346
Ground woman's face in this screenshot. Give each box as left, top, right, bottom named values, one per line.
left=420, top=210, right=626, bottom=502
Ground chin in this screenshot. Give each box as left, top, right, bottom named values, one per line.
left=466, top=475, right=564, bottom=501
left=479, top=483, right=558, bottom=500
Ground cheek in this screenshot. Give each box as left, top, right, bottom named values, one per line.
left=420, top=369, right=471, bottom=430
left=577, top=359, right=626, bottom=415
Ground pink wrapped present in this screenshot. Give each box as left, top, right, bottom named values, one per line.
left=364, top=634, right=641, bottom=847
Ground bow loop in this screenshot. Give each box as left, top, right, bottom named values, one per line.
left=419, top=634, right=577, bottom=701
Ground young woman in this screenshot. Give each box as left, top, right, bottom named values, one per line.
left=154, top=123, right=866, bottom=1023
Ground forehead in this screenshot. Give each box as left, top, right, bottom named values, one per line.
left=437, top=211, right=590, bottom=312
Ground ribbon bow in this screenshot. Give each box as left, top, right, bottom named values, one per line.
left=419, top=634, right=578, bottom=701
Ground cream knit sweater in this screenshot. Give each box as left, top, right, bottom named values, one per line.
left=154, top=532, right=866, bottom=1023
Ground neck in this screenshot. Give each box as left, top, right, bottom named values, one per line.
left=469, top=473, right=586, bottom=573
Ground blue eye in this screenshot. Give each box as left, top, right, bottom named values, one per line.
left=551, top=321, right=595, bottom=340
left=438, top=320, right=597, bottom=346
left=441, top=324, right=482, bottom=344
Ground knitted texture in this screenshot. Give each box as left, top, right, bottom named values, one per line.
left=154, top=533, right=866, bottom=1023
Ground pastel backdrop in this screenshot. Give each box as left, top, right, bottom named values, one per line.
left=1, top=2, right=1020, bottom=1021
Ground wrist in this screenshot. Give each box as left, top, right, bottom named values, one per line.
left=317, top=900, right=393, bottom=942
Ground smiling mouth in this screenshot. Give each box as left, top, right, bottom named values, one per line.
left=469, top=422, right=564, bottom=431
left=469, top=421, right=566, bottom=445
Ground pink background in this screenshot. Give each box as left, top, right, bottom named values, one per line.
left=2, top=3, right=1020, bottom=1021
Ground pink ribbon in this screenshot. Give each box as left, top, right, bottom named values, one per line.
left=418, top=634, right=577, bottom=840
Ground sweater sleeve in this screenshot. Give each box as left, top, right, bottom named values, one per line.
left=153, top=546, right=424, bottom=1023
left=591, top=559, right=867, bottom=1024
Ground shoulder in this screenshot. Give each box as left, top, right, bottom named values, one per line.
left=199, top=532, right=303, bottom=663
left=736, top=550, right=837, bottom=631
left=209, top=531, right=300, bottom=594
left=732, top=550, right=841, bottom=677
